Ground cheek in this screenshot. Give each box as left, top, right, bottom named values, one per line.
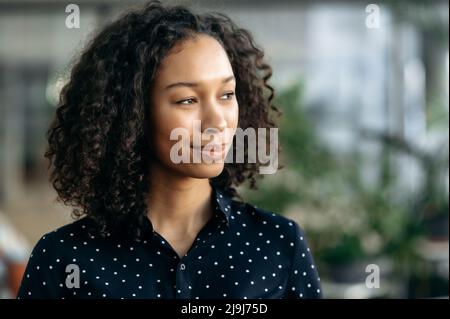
left=151, top=107, right=195, bottom=158
left=227, top=101, right=239, bottom=129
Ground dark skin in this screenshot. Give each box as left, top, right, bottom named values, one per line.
left=147, top=35, right=239, bottom=258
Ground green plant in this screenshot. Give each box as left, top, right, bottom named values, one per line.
left=242, top=82, right=447, bottom=288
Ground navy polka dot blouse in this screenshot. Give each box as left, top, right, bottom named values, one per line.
left=17, top=186, right=322, bottom=299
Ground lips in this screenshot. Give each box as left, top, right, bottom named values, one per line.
left=190, top=143, right=227, bottom=160
left=190, top=143, right=226, bottom=151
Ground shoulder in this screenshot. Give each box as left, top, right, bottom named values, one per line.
left=232, top=199, right=301, bottom=233
left=232, top=201, right=322, bottom=298
left=28, top=217, right=95, bottom=259
left=17, top=218, right=95, bottom=298
left=230, top=199, right=306, bottom=249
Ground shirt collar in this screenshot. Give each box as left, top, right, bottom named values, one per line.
left=211, top=184, right=233, bottom=228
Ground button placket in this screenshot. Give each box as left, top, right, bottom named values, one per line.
left=175, top=258, right=190, bottom=299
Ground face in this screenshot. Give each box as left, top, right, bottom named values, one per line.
left=149, top=34, right=239, bottom=179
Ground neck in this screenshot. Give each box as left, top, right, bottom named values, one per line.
left=146, top=161, right=214, bottom=236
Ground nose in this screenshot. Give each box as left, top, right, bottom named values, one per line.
left=200, top=99, right=227, bottom=136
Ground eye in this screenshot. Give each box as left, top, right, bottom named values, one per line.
left=220, top=91, right=235, bottom=100
left=176, top=97, right=197, bottom=105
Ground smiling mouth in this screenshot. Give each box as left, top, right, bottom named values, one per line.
left=190, top=143, right=227, bottom=159
left=190, top=143, right=226, bottom=150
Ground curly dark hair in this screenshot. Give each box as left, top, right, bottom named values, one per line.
left=45, top=0, right=282, bottom=239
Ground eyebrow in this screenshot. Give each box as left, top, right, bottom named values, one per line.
left=164, top=75, right=236, bottom=90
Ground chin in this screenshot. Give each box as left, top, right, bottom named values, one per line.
left=185, top=162, right=225, bottom=179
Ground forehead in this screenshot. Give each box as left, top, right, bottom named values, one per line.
left=155, top=35, right=234, bottom=85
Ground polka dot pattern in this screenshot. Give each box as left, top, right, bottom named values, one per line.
left=17, top=186, right=322, bottom=299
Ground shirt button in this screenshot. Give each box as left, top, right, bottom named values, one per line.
left=180, top=263, right=186, bottom=270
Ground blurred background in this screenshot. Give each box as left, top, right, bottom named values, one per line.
left=0, top=0, right=448, bottom=298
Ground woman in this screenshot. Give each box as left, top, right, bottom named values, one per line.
left=17, top=1, right=322, bottom=299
